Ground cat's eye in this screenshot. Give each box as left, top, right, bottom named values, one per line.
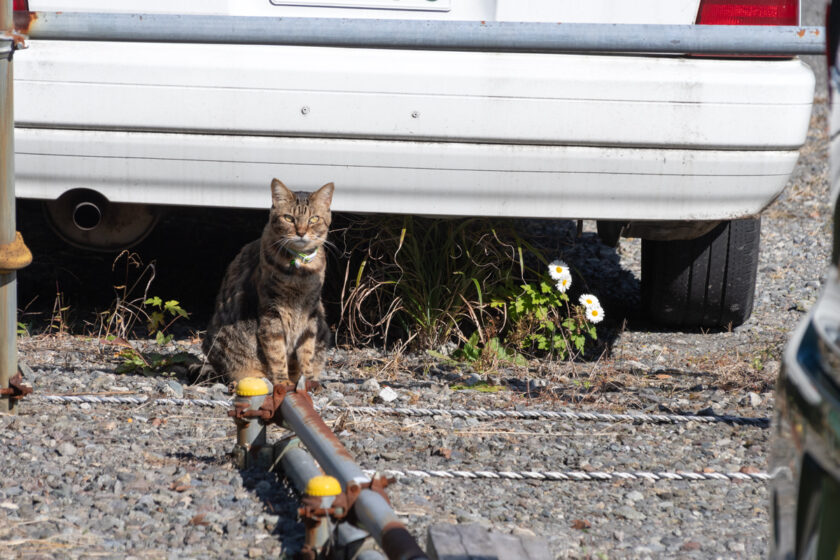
left=283, top=215, right=295, bottom=223
left=309, top=216, right=320, bottom=224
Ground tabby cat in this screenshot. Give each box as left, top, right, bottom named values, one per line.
left=202, top=179, right=334, bottom=385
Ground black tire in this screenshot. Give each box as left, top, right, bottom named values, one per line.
left=641, top=218, right=760, bottom=328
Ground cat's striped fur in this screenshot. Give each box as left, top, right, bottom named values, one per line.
left=202, top=179, right=333, bottom=385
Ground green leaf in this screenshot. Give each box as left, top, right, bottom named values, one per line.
left=148, top=311, right=165, bottom=333
left=144, top=296, right=163, bottom=307
left=470, top=277, right=483, bottom=307
left=155, top=331, right=173, bottom=346
left=115, top=363, right=136, bottom=374
left=489, top=298, right=506, bottom=309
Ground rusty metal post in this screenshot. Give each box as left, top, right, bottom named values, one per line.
left=0, top=0, right=16, bottom=414
left=231, top=377, right=274, bottom=470
left=280, top=378, right=428, bottom=560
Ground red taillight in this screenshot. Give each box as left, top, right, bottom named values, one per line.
left=696, top=0, right=798, bottom=26
left=13, top=0, right=29, bottom=10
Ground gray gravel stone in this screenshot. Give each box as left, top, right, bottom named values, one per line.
left=56, top=442, right=77, bottom=457
left=6, top=95, right=829, bottom=559
left=166, top=379, right=184, bottom=398
left=361, top=378, right=381, bottom=393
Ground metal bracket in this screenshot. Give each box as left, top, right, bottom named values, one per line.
left=0, top=232, right=33, bottom=273
left=0, top=368, right=33, bottom=401
left=227, top=377, right=321, bottom=424
left=0, top=30, right=28, bottom=60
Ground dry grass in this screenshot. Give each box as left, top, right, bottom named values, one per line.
left=335, top=215, right=534, bottom=350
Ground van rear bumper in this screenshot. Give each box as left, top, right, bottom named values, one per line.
left=16, top=127, right=799, bottom=220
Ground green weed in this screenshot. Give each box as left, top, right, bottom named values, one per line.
left=116, top=346, right=197, bottom=377
left=337, top=215, right=604, bottom=366
left=451, top=332, right=528, bottom=370
left=144, top=296, right=189, bottom=345
left=495, top=279, right=598, bottom=361
left=450, top=382, right=505, bottom=393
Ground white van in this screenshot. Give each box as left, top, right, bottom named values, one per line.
left=12, top=0, right=816, bottom=327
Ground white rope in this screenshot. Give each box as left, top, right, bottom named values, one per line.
left=362, top=467, right=772, bottom=483
left=36, top=394, right=231, bottom=407
left=32, top=394, right=769, bottom=427
left=324, top=404, right=770, bottom=427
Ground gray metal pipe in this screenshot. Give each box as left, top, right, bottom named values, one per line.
left=280, top=387, right=428, bottom=560
left=275, top=437, right=384, bottom=559
left=275, top=437, right=334, bottom=550
left=0, top=0, right=15, bottom=415
left=276, top=437, right=324, bottom=492
left=13, top=12, right=825, bottom=55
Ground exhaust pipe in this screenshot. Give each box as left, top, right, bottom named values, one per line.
left=72, top=201, right=103, bottom=231
left=44, top=188, right=160, bottom=252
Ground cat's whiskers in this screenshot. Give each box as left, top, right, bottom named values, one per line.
left=321, top=238, right=340, bottom=257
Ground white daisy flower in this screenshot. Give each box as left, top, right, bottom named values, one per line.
left=578, top=294, right=600, bottom=309
left=548, top=260, right=569, bottom=281
left=555, top=273, right=572, bottom=294
left=586, top=304, right=605, bottom=324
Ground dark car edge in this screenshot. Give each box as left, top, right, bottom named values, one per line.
left=770, top=2, right=840, bottom=558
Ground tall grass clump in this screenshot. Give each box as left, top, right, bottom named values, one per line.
left=336, top=215, right=604, bottom=363
left=338, top=215, right=526, bottom=349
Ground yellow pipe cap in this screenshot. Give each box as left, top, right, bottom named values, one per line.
left=235, top=377, right=270, bottom=397
left=305, top=475, right=342, bottom=497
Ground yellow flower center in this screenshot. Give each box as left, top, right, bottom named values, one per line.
left=555, top=266, right=563, bottom=274
left=592, top=310, right=599, bottom=316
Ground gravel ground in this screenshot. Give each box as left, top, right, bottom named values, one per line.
left=2, top=101, right=831, bottom=559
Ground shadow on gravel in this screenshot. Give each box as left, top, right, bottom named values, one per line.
left=166, top=452, right=306, bottom=553
left=237, top=467, right=306, bottom=554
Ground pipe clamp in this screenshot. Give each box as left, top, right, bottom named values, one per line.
left=0, top=232, right=32, bottom=273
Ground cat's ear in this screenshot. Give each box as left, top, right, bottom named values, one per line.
left=270, top=178, right=294, bottom=207
left=311, top=182, right=335, bottom=207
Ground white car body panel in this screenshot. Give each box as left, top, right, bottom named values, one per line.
left=14, top=0, right=815, bottom=221
left=16, top=43, right=814, bottom=149
left=16, top=129, right=798, bottom=220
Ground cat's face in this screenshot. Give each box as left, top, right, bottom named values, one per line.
left=268, top=179, right=334, bottom=252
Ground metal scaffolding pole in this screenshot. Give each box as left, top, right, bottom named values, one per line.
left=279, top=384, right=428, bottom=560
left=275, top=437, right=386, bottom=560
left=13, top=11, right=825, bottom=55
left=0, top=2, right=30, bottom=414
left=0, top=0, right=15, bottom=414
